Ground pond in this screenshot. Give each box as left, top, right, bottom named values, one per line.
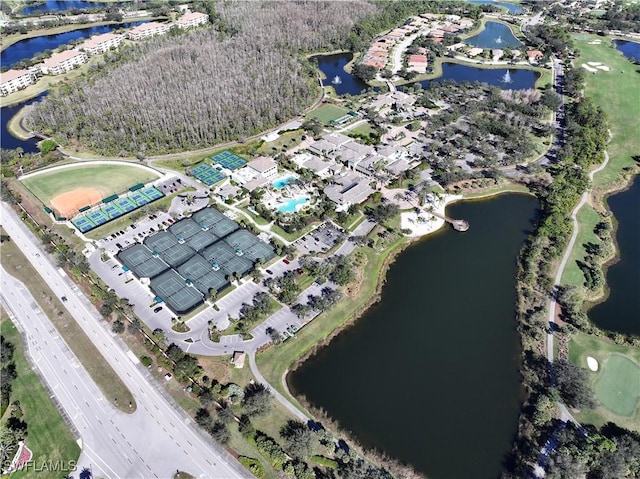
left=465, top=21, right=523, bottom=49
left=21, top=0, right=113, bottom=15
left=0, top=92, right=47, bottom=153
left=614, top=40, right=640, bottom=62
left=588, top=176, right=640, bottom=336
left=420, top=63, right=538, bottom=90
left=313, top=54, right=539, bottom=96
left=1, top=21, right=147, bottom=69
left=311, top=53, right=372, bottom=96
left=289, top=193, right=538, bottom=479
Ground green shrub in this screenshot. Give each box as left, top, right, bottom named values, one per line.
left=238, top=456, right=264, bottom=478
left=255, top=432, right=287, bottom=470
left=309, top=455, right=338, bottom=469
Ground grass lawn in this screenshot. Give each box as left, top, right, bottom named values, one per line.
left=572, top=35, right=639, bottom=186
left=271, top=222, right=317, bottom=243
left=257, top=130, right=305, bottom=155
left=0, top=230, right=136, bottom=413
left=568, top=332, right=640, bottom=431
left=346, top=121, right=376, bottom=137
left=460, top=181, right=530, bottom=199
left=0, top=319, right=81, bottom=479
left=560, top=203, right=601, bottom=287
left=153, top=156, right=206, bottom=173
left=257, top=239, right=407, bottom=404
left=21, top=163, right=160, bottom=206
left=306, top=104, right=350, bottom=126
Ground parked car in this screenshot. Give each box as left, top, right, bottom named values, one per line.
left=61, top=296, right=68, bottom=302
left=283, top=259, right=290, bottom=265
left=153, top=306, right=163, bottom=313
left=266, top=269, right=273, bottom=275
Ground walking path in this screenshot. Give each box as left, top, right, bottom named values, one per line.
left=546, top=150, right=609, bottom=424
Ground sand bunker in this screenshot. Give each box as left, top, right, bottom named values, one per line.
left=588, top=40, right=602, bottom=45
left=587, top=356, right=599, bottom=372
left=597, top=65, right=610, bottom=71
left=51, top=187, right=103, bottom=218
left=588, top=61, right=602, bottom=66
left=582, top=64, right=598, bottom=73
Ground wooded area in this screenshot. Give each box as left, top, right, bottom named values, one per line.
left=26, top=1, right=377, bottom=156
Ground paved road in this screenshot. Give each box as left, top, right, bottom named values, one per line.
left=1, top=203, right=251, bottom=479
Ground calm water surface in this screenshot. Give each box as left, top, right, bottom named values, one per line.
left=290, top=194, right=538, bottom=479
left=465, top=21, right=522, bottom=49
left=0, top=93, right=47, bottom=153
left=589, top=176, right=640, bottom=336
left=22, top=0, right=110, bottom=14
left=467, top=0, right=523, bottom=14
left=1, top=21, right=147, bottom=69
left=614, top=40, right=640, bottom=62
left=311, top=53, right=371, bottom=96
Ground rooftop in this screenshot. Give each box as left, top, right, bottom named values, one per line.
left=81, top=32, right=121, bottom=49
left=0, top=69, right=32, bottom=83
left=247, top=156, right=277, bottom=173
left=43, top=49, right=85, bottom=67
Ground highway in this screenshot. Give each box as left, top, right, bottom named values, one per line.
left=1, top=202, right=250, bottom=479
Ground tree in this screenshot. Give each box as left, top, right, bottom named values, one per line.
left=554, top=360, right=597, bottom=409
left=352, top=63, right=378, bottom=81
left=39, top=139, right=57, bottom=155
left=280, top=420, right=313, bottom=459
left=209, top=421, right=231, bottom=445
left=241, top=382, right=272, bottom=417
left=195, top=408, right=212, bottom=428
left=111, top=320, right=125, bottom=334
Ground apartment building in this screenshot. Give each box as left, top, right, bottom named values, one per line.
left=80, top=32, right=124, bottom=55
left=41, top=50, right=88, bottom=75
left=127, top=22, right=170, bottom=40
left=175, top=11, right=209, bottom=29
left=0, top=69, right=36, bottom=96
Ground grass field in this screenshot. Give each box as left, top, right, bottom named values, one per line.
left=561, top=203, right=601, bottom=287
left=595, top=354, right=640, bottom=416
left=0, top=319, right=81, bottom=479
left=568, top=332, right=640, bottom=430
left=306, top=104, right=350, bottom=126
left=21, top=163, right=160, bottom=206
left=0, top=230, right=136, bottom=413
left=257, top=130, right=305, bottom=155
left=572, top=35, right=639, bottom=186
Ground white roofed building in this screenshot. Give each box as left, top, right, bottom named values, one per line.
left=246, top=157, right=278, bottom=180
left=79, top=32, right=124, bottom=55
left=175, top=11, right=209, bottom=29
left=128, top=22, right=171, bottom=40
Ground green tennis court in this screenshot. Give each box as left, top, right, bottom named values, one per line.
left=306, top=104, right=350, bottom=126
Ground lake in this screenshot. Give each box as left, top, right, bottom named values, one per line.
left=0, top=93, right=47, bottom=153
left=313, top=53, right=539, bottom=96
left=588, top=176, right=640, bottom=336
left=22, top=0, right=112, bottom=15
left=614, top=40, right=640, bottom=62
left=289, top=193, right=538, bottom=479
left=467, top=0, right=523, bottom=14
left=1, top=21, right=147, bottom=69
left=465, top=21, right=523, bottom=49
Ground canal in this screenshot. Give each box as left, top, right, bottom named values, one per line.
left=289, top=193, right=538, bottom=479
left=588, top=176, right=640, bottom=336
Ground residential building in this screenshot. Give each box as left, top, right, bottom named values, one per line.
left=527, top=50, right=544, bottom=63
left=246, top=157, right=278, bottom=180
left=79, top=32, right=124, bottom=55
left=128, top=22, right=170, bottom=40
left=308, top=132, right=352, bottom=156
left=41, top=50, right=88, bottom=75
left=0, top=69, right=36, bottom=96
left=175, top=11, right=209, bottom=29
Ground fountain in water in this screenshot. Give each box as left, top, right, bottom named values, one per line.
left=495, top=35, right=503, bottom=45
left=502, top=69, right=512, bottom=84
left=331, top=75, right=342, bottom=85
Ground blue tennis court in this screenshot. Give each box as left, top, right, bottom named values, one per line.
left=103, top=204, right=125, bottom=220
left=190, top=163, right=226, bottom=186
left=142, top=187, right=163, bottom=201
left=72, top=216, right=96, bottom=233
left=86, top=209, right=109, bottom=226
left=211, top=150, right=247, bottom=170
left=130, top=192, right=150, bottom=206
left=116, top=197, right=137, bottom=212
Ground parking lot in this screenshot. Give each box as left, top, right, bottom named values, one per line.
left=99, top=211, right=177, bottom=256
left=294, top=221, right=344, bottom=255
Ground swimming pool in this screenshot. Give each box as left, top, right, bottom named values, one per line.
left=273, top=176, right=295, bottom=190
left=277, top=197, right=309, bottom=213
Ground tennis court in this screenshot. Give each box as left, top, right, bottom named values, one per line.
left=193, top=207, right=226, bottom=227
left=202, top=240, right=253, bottom=276
left=116, top=197, right=137, bottom=212
left=190, top=163, right=226, bottom=186
left=306, top=104, right=350, bottom=126
left=144, top=232, right=193, bottom=267
left=117, top=244, right=169, bottom=279
left=103, top=203, right=125, bottom=220
left=169, top=219, right=204, bottom=241
left=177, top=255, right=230, bottom=294
left=150, top=270, right=203, bottom=314
left=224, top=229, right=276, bottom=263
left=130, top=192, right=151, bottom=206
left=72, top=216, right=96, bottom=233
left=184, top=230, right=218, bottom=252
left=211, top=150, right=247, bottom=170
left=141, top=187, right=163, bottom=200
left=86, top=209, right=109, bottom=226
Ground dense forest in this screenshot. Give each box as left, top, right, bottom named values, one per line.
left=26, top=1, right=377, bottom=156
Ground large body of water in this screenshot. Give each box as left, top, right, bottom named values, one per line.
left=589, top=176, right=640, bottom=336
left=466, top=21, right=523, bottom=49
left=290, top=194, right=538, bottom=479
left=614, top=40, right=640, bottom=62
left=1, top=21, right=146, bottom=69
left=22, top=0, right=112, bottom=15
left=311, top=53, right=371, bottom=96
